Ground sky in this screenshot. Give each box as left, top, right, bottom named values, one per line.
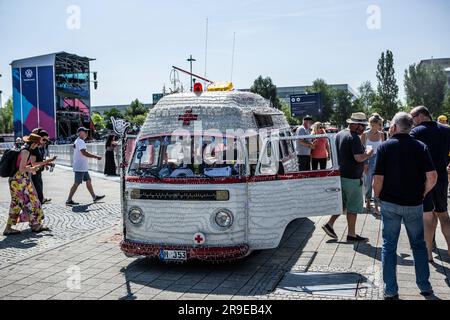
left=0, top=0, right=449, bottom=107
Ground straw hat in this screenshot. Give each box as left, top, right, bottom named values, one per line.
left=23, top=133, right=42, bottom=144
left=346, top=113, right=369, bottom=125
left=438, top=115, right=448, bottom=123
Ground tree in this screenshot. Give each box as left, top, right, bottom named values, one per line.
left=374, top=50, right=399, bottom=119
left=306, top=79, right=336, bottom=122
left=443, top=89, right=450, bottom=115
left=280, top=101, right=299, bottom=126
left=404, top=62, right=448, bottom=115
left=352, top=81, right=377, bottom=114
left=130, top=114, right=147, bottom=127
left=103, top=107, right=124, bottom=130
left=91, top=112, right=106, bottom=131
left=125, top=99, right=148, bottom=125
left=250, top=76, right=282, bottom=109
left=332, top=91, right=354, bottom=127
left=0, top=98, right=13, bottom=133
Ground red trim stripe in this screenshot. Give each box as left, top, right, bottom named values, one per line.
left=126, top=170, right=340, bottom=185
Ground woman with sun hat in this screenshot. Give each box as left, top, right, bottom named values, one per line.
left=3, top=133, right=54, bottom=236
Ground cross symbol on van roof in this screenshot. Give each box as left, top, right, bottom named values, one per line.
left=178, top=109, right=198, bottom=126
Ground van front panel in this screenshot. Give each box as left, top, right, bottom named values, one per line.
left=124, top=182, right=247, bottom=247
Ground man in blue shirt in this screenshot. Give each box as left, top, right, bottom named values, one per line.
left=410, top=106, right=450, bottom=262
left=373, top=112, right=437, bottom=300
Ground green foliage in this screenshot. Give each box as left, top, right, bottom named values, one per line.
left=91, top=112, right=106, bottom=131
left=352, top=81, right=376, bottom=114
left=129, top=114, right=147, bottom=127
left=0, top=98, right=13, bottom=133
left=404, top=63, right=448, bottom=116
left=250, top=76, right=282, bottom=109
left=332, top=91, right=354, bottom=127
left=443, top=89, right=450, bottom=116
left=103, top=107, right=124, bottom=130
left=125, top=99, right=148, bottom=126
left=306, top=79, right=336, bottom=122
left=280, top=101, right=299, bottom=126
left=374, top=50, right=399, bottom=120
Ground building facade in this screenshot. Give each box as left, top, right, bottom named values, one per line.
left=10, top=52, right=94, bottom=139
left=419, top=58, right=450, bottom=86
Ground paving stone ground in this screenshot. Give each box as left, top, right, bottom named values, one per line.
left=0, top=168, right=449, bottom=300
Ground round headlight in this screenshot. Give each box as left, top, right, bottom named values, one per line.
left=215, top=209, right=233, bottom=229
left=129, top=207, right=144, bottom=225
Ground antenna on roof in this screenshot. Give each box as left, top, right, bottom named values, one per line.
left=230, top=32, right=236, bottom=83
left=204, top=18, right=209, bottom=87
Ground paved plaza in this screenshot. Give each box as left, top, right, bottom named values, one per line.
left=0, top=168, right=449, bottom=300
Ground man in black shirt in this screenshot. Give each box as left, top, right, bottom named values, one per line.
left=410, top=106, right=450, bottom=261
left=373, top=112, right=437, bottom=299
left=322, top=113, right=373, bottom=242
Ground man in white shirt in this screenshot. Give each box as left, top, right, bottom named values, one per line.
left=295, top=115, right=315, bottom=171
left=66, top=127, right=105, bottom=206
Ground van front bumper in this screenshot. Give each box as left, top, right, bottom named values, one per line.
left=120, top=240, right=250, bottom=262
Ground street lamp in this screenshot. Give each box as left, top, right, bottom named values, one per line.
left=90, top=71, right=98, bottom=90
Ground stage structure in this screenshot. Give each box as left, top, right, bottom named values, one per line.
left=10, top=52, right=95, bottom=140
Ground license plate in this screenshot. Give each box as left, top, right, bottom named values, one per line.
left=159, top=249, right=187, bottom=261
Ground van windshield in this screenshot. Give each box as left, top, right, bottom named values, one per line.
left=128, top=135, right=246, bottom=179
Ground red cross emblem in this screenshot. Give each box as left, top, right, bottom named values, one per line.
left=193, top=232, right=205, bottom=245
left=178, top=109, right=198, bottom=126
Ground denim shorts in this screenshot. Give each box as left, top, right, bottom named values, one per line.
left=74, top=171, right=91, bottom=184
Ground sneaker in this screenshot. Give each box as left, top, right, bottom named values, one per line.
left=384, top=293, right=399, bottom=300
left=93, top=195, right=105, bottom=202
left=347, top=235, right=369, bottom=242
left=66, top=200, right=79, bottom=206
left=322, top=224, right=338, bottom=239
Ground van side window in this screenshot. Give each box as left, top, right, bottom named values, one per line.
left=286, top=131, right=295, bottom=154
left=279, top=132, right=289, bottom=158
left=254, top=114, right=274, bottom=128
left=259, top=141, right=277, bottom=175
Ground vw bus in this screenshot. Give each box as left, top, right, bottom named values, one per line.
left=120, top=84, right=342, bottom=262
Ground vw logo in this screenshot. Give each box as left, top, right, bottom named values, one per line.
left=291, top=98, right=296, bottom=103
left=296, top=97, right=301, bottom=102
left=25, top=69, right=33, bottom=78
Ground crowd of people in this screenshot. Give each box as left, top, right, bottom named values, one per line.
left=296, top=107, right=450, bottom=300
left=2, top=108, right=450, bottom=300
left=3, top=126, right=108, bottom=235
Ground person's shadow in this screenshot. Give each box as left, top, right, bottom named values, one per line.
left=0, top=229, right=52, bottom=250
left=71, top=202, right=104, bottom=213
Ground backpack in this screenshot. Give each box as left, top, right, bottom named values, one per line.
left=0, top=149, right=21, bottom=178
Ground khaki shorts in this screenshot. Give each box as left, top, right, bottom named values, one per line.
left=341, top=177, right=364, bottom=214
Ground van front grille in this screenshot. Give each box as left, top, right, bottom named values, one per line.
left=130, top=189, right=229, bottom=201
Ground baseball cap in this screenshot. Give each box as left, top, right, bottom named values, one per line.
left=303, top=115, right=313, bottom=121
left=77, top=127, right=90, bottom=134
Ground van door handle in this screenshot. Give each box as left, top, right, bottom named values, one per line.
left=325, top=188, right=341, bottom=193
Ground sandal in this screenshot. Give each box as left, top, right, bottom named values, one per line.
left=31, top=226, right=51, bottom=233
left=3, top=229, right=21, bottom=236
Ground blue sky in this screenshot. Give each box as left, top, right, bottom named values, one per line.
left=0, top=0, right=449, bottom=107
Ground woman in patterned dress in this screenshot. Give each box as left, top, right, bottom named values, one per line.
left=3, top=134, right=54, bottom=236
